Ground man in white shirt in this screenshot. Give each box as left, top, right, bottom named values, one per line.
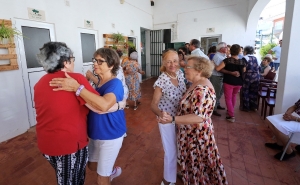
left=210, top=42, right=228, bottom=116
left=189, top=39, right=209, bottom=59
left=269, top=39, right=282, bottom=71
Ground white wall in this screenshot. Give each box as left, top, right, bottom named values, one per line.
left=152, top=0, right=261, bottom=47
left=274, top=0, right=300, bottom=114
left=0, top=0, right=153, bottom=142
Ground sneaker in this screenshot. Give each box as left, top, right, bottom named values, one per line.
left=226, top=116, right=235, bottom=122
left=110, top=166, right=122, bottom=181
left=265, top=143, right=283, bottom=150
left=133, top=106, right=138, bottom=110
left=274, top=151, right=296, bottom=161
left=125, top=105, right=129, bottom=109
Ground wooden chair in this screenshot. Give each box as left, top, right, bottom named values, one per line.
left=257, top=81, right=277, bottom=116
left=263, top=87, right=277, bottom=119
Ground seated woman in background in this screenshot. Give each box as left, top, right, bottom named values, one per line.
left=265, top=99, right=300, bottom=161
left=260, top=56, right=272, bottom=78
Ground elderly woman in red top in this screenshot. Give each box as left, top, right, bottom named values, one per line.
left=34, top=42, right=122, bottom=185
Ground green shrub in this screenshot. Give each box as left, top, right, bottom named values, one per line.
left=259, top=43, right=277, bottom=59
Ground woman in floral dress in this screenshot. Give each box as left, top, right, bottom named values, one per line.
left=122, top=51, right=145, bottom=110
left=241, top=46, right=260, bottom=111
left=160, top=56, right=227, bottom=185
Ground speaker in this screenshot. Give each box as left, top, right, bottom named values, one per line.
left=163, top=29, right=171, bottom=43
left=151, top=1, right=154, bottom=6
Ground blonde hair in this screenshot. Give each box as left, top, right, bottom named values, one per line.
left=187, top=56, right=214, bottom=78
left=160, top=50, right=178, bottom=72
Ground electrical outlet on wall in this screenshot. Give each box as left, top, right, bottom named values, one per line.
left=65, top=0, right=70, bottom=6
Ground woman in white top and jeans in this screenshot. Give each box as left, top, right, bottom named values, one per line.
left=151, top=49, right=186, bottom=185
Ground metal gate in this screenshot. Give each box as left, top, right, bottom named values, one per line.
left=150, top=30, right=163, bottom=76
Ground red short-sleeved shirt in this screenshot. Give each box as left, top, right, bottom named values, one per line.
left=34, top=71, right=99, bottom=156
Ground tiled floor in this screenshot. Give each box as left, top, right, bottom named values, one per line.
left=1, top=77, right=300, bottom=185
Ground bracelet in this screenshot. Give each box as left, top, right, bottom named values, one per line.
left=117, top=102, right=119, bottom=110
left=75, top=85, right=85, bottom=96
left=172, top=116, right=175, bottom=125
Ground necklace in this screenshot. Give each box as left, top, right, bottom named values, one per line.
left=165, top=72, right=178, bottom=79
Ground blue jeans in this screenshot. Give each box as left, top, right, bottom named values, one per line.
left=273, top=63, right=280, bottom=71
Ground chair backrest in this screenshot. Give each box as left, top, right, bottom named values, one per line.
left=264, top=71, right=276, bottom=80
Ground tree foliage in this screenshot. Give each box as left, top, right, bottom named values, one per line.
left=259, top=43, right=277, bottom=59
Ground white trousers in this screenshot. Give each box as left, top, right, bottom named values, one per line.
left=88, top=135, right=124, bottom=176
left=158, top=123, right=177, bottom=183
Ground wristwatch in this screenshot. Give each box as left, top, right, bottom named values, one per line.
left=172, top=116, right=175, bottom=125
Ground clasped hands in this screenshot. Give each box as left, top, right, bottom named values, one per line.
left=157, top=111, right=173, bottom=124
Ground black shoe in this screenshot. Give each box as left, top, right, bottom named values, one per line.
left=217, top=105, right=225, bottom=110
left=213, top=111, right=221, bottom=117
left=274, top=151, right=296, bottom=161
left=265, top=143, right=283, bottom=150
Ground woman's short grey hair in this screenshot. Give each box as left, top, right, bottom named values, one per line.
left=37, top=42, right=73, bottom=73
left=188, top=56, right=214, bottom=78
left=216, top=42, right=227, bottom=51
left=244, top=45, right=254, bottom=55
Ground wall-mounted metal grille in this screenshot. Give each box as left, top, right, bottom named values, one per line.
left=150, top=30, right=163, bottom=76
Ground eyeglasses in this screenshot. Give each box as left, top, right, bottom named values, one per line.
left=69, top=57, right=75, bottom=62
left=185, top=66, right=194, bottom=69
left=92, top=58, right=105, bottom=65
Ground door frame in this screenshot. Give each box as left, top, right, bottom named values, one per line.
left=200, top=34, right=222, bottom=54
left=15, top=19, right=56, bottom=127
left=77, top=28, right=99, bottom=74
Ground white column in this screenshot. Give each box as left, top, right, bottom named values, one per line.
left=274, top=0, right=300, bottom=114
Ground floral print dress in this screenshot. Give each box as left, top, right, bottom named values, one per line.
left=241, top=55, right=260, bottom=111
left=177, top=85, right=228, bottom=185
left=122, top=59, right=141, bottom=101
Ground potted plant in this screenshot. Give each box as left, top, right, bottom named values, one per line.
left=112, top=32, right=125, bottom=43
left=0, top=21, right=23, bottom=44
left=127, top=41, right=136, bottom=49
left=111, top=44, right=118, bottom=50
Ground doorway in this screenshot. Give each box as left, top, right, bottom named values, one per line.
left=140, top=28, right=147, bottom=80
left=78, top=28, right=99, bottom=88
left=15, top=19, right=56, bottom=126
left=200, top=35, right=222, bottom=54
